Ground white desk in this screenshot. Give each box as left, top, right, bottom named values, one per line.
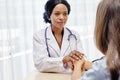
left=25, top=71, right=71, bottom=80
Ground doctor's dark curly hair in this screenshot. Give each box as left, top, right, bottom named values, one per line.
left=43, top=0, right=71, bottom=23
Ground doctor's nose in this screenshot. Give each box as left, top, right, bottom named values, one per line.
left=59, top=14, right=65, bottom=20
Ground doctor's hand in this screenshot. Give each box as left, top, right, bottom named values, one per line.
left=62, top=50, right=84, bottom=70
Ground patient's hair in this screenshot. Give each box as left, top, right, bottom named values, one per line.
left=94, top=0, right=120, bottom=80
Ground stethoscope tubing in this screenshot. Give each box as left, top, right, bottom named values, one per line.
left=45, top=27, right=51, bottom=57
left=45, top=27, right=77, bottom=57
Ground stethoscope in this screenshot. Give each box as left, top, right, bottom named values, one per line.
left=45, top=27, right=77, bottom=57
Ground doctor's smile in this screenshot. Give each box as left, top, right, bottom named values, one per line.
left=57, top=22, right=65, bottom=26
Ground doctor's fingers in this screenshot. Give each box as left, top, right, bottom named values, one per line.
left=72, top=50, right=84, bottom=60
left=69, top=51, right=84, bottom=60
left=68, top=55, right=82, bottom=64
left=63, top=54, right=79, bottom=64
left=69, top=54, right=79, bottom=61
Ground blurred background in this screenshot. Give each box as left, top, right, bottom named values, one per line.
left=0, top=0, right=103, bottom=80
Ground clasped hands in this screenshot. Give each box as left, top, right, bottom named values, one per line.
left=62, top=50, right=92, bottom=71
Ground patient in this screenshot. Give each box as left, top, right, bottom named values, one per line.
left=71, top=0, right=120, bottom=80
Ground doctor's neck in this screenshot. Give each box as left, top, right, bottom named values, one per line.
left=51, top=26, right=64, bottom=35
left=51, top=26, right=64, bottom=48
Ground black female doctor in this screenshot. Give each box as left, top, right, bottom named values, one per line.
left=33, top=0, right=84, bottom=73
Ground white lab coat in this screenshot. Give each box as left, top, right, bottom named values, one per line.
left=33, top=26, right=83, bottom=73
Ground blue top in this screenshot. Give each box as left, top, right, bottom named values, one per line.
left=78, top=57, right=110, bottom=80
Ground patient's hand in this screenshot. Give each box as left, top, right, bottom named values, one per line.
left=71, top=59, right=85, bottom=80
left=83, top=60, right=92, bottom=70
left=74, top=58, right=85, bottom=70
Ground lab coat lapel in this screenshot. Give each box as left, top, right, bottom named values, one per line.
left=61, top=28, right=70, bottom=56
left=47, top=27, right=61, bottom=55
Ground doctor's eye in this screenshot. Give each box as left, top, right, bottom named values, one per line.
left=54, top=13, right=60, bottom=16
left=63, top=12, right=68, bottom=16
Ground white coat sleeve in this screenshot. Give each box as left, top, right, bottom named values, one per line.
left=33, top=31, right=72, bottom=73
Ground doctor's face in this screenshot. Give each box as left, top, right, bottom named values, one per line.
left=50, top=4, right=68, bottom=29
